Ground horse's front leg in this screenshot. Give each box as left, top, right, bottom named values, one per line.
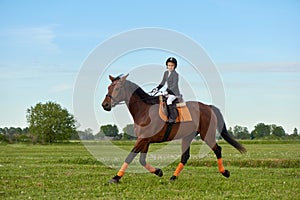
left=140, top=143, right=163, bottom=177
left=170, top=133, right=195, bottom=181
left=109, top=139, right=162, bottom=184
left=109, top=147, right=139, bottom=183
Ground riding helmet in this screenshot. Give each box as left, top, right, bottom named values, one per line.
left=166, top=57, right=177, bottom=68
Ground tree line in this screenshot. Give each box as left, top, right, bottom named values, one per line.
left=227, top=123, right=299, bottom=140
left=1, top=122, right=299, bottom=144
left=0, top=101, right=299, bottom=144
left=79, top=123, right=299, bottom=141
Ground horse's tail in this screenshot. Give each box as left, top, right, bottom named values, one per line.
left=211, top=105, right=246, bottom=153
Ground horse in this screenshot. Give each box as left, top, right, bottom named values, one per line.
left=101, top=74, right=246, bottom=183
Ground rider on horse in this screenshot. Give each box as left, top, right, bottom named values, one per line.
left=152, top=57, right=181, bottom=123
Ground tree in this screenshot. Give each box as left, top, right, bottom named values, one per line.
left=7, top=127, right=15, bottom=136
left=0, top=128, right=9, bottom=143
left=95, top=130, right=105, bottom=140
left=77, top=128, right=95, bottom=140
left=99, top=124, right=119, bottom=138
left=22, top=127, right=29, bottom=134
left=251, top=123, right=270, bottom=139
left=227, top=127, right=234, bottom=137
left=122, top=124, right=136, bottom=140
left=233, top=125, right=250, bottom=139
left=271, top=125, right=286, bottom=137
left=26, top=101, right=77, bottom=143
left=292, top=128, right=298, bottom=137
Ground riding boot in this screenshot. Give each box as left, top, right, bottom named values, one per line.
left=167, top=104, right=178, bottom=124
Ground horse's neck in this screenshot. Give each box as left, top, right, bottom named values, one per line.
left=127, top=94, right=150, bottom=123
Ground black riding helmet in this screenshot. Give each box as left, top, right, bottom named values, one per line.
left=165, top=57, right=177, bottom=69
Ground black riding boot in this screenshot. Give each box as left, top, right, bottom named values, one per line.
left=167, top=104, right=178, bottom=124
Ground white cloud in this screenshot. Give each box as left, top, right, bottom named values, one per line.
left=1, top=25, right=61, bottom=53
left=218, top=62, right=300, bottom=73
left=50, top=83, right=73, bottom=93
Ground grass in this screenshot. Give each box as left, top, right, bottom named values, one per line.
left=0, top=141, right=299, bottom=199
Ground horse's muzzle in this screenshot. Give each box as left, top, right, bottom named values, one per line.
left=102, top=102, right=112, bottom=111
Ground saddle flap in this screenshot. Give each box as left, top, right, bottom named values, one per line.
left=159, top=102, right=192, bottom=122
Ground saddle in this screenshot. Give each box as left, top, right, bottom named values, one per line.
left=158, top=96, right=192, bottom=123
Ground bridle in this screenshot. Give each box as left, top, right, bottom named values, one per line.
left=105, top=93, right=126, bottom=106
left=104, top=74, right=161, bottom=107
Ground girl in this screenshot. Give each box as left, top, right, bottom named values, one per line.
left=152, top=57, right=181, bottom=123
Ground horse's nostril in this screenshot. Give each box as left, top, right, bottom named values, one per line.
left=102, top=103, right=108, bottom=108
left=102, top=102, right=111, bottom=111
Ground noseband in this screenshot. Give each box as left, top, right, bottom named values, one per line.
left=105, top=93, right=126, bottom=106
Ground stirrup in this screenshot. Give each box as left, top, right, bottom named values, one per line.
left=167, top=118, right=176, bottom=124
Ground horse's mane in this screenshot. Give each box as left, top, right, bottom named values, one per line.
left=125, top=80, right=159, bottom=105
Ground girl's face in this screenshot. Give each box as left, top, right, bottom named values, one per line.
left=167, top=62, right=175, bottom=71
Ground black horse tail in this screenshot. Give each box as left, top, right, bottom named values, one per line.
left=211, top=105, right=246, bottom=153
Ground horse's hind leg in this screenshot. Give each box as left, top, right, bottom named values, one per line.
left=170, top=133, right=195, bottom=181
left=212, top=143, right=230, bottom=178
left=202, top=117, right=230, bottom=178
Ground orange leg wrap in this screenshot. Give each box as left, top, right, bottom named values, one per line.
left=144, top=164, right=156, bottom=173
left=217, top=158, right=225, bottom=173
left=173, top=162, right=184, bottom=176
left=117, top=163, right=129, bottom=177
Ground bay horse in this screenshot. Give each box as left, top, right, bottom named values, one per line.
left=101, top=74, right=246, bottom=183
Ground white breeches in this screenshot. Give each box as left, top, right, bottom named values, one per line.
left=167, top=94, right=177, bottom=105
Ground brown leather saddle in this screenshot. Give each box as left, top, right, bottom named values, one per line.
left=158, top=96, right=192, bottom=123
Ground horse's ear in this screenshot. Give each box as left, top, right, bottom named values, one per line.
left=109, top=75, right=115, bottom=82
left=120, top=73, right=129, bottom=81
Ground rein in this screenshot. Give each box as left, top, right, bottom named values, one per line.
left=105, top=79, right=162, bottom=107
left=106, top=93, right=160, bottom=106
left=129, top=95, right=159, bottom=104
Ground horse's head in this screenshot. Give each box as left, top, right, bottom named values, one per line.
left=102, top=74, right=129, bottom=111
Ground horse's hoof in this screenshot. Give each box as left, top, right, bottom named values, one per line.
left=109, top=175, right=121, bottom=184
left=109, top=178, right=118, bottom=184
left=154, top=168, right=163, bottom=177
left=169, top=175, right=177, bottom=181
left=222, top=170, right=230, bottom=178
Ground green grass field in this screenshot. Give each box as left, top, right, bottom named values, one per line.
left=0, top=141, right=299, bottom=199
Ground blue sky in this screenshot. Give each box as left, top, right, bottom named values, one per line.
left=0, top=0, right=299, bottom=134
